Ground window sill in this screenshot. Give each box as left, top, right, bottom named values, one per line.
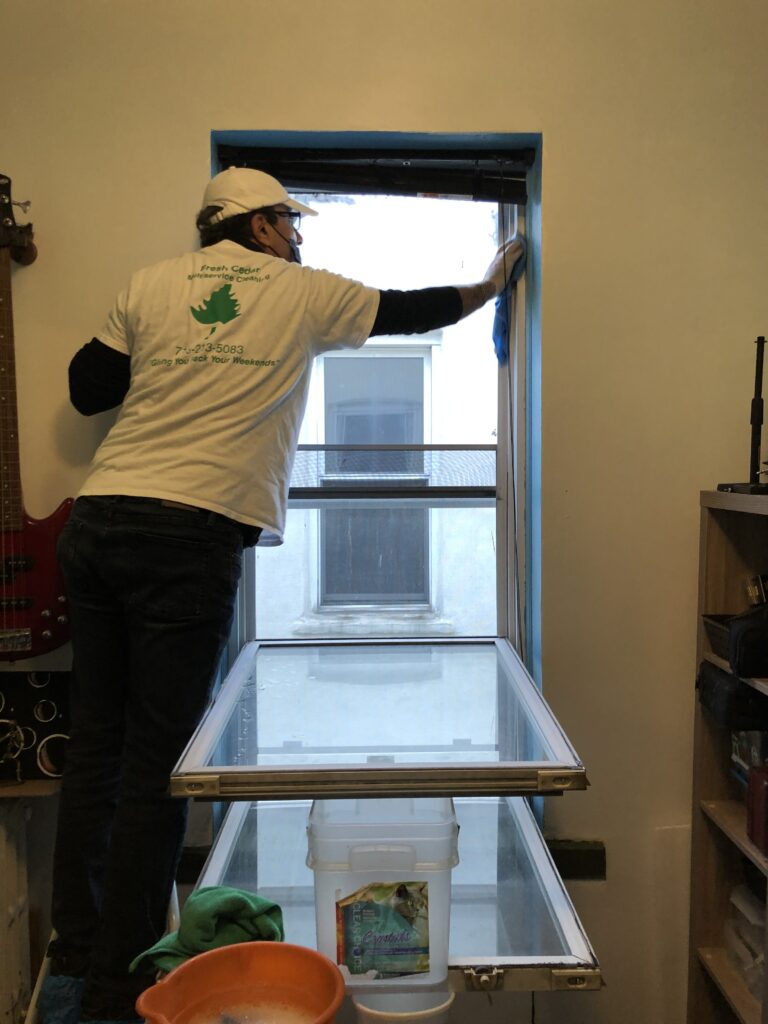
left=290, top=609, right=457, bottom=638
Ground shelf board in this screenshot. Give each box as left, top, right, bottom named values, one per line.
left=0, top=779, right=60, bottom=800
left=701, top=799, right=768, bottom=877
left=697, top=947, right=761, bottom=1024
left=703, top=652, right=768, bottom=698
left=701, top=491, right=768, bottom=516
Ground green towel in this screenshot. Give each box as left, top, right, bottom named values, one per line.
left=129, top=886, right=284, bottom=975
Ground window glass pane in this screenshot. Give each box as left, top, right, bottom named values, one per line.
left=297, top=195, right=498, bottom=447
left=172, top=639, right=586, bottom=799
left=201, top=798, right=585, bottom=964
left=254, top=502, right=496, bottom=639
left=211, top=643, right=556, bottom=769
left=251, top=193, right=502, bottom=639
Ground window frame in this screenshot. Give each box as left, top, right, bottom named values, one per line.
left=224, top=136, right=539, bottom=679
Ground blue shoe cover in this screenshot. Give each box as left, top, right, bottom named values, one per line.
left=38, top=975, right=85, bottom=1024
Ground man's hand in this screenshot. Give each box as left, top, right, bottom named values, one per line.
left=455, top=237, right=526, bottom=320
left=483, top=237, right=525, bottom=296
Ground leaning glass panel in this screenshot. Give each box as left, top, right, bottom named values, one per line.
left=172, top=640, right=584, bottom=798
left=196, top=797, right=598, bottom=981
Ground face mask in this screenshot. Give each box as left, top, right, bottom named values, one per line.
left=287, top=236, right=302, bottom=265
left=255, top=226, right=302, bottom=264
left=272, top=223, right=302, bottom=264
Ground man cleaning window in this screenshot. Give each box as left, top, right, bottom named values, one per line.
left=41, top=167, right=524, bottom=1024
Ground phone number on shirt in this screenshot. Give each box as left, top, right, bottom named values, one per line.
left=176, top=343, right=245, bottom=356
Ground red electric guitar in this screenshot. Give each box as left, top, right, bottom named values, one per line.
left=0, top=172, right=72, bottom=659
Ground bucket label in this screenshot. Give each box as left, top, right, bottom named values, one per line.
left=336, top=881, right=429, bottom=978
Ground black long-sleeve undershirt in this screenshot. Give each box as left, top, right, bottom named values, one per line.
left=370, top=286, right=462, bottom=336
left=68, top=340, right=132, bottom=416
left=68, top=286, right=464, bottom=415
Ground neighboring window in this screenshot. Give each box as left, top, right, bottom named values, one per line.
left=321, top=506, right=429, bottom=606
left=320, top=352, right=428, bottom=607
left=324, top=355, right=424, bottom=470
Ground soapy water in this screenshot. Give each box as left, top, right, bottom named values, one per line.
left=190, top=1003, right=316, bottom=1024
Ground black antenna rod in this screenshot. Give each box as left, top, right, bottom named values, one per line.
left=750, top=336, right=766, bottom=484
left=717, top=335, right=768, bottom=494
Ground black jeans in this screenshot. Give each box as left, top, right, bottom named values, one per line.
left=50, top=496, right=247, bottom=1019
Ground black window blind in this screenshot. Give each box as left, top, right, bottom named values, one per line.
left=215, top=144, right=532, bottom=204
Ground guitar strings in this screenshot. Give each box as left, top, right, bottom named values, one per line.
left=0, top=247, right=9, bottom=649
left=1, top=245, right=21, bottom=655
left=2, top=247, right=12, bottom=650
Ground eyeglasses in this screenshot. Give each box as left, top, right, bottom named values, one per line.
left=274, top=210, right=302, bottom=231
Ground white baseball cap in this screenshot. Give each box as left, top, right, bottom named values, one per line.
left=201, top=167, right=318, bottom=223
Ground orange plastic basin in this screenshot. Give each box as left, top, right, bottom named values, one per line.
left=136, top=941, right=346, bottom=1024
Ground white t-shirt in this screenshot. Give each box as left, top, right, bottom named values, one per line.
left=79, top=240, right=380, bottom=544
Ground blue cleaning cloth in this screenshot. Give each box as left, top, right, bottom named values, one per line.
left=492, top=237, right=527, bottom=366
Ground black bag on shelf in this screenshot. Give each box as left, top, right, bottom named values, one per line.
left=696, top=660, right=768, bottom=729
left=728, top=603, right=768, bottom=678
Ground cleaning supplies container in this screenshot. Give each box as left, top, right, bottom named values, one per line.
left=307, top=798, right=459, bottom=991
left=352, top=991, right=455, bottom=1024
left=135, top=941, right=345, bottom=1024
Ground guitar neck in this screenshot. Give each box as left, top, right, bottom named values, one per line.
left=0, top=247, right=24, bottom=530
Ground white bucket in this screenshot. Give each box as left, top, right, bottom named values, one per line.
left=352, top=991, right=455, bottom=1024
left=307, top=798, right=459, bottom=991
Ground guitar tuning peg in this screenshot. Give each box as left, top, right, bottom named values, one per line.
left=11, top=240, right=37, bottom=266
left=12, top=200, right=31, bottom=214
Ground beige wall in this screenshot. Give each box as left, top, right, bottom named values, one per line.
left=4, top=1, right=768, bottom=1020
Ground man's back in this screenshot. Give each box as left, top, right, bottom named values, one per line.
left=79, top=240, right=378, bottom=540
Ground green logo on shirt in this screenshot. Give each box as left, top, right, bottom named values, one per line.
left=190, top=283, right=241, bottom=338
